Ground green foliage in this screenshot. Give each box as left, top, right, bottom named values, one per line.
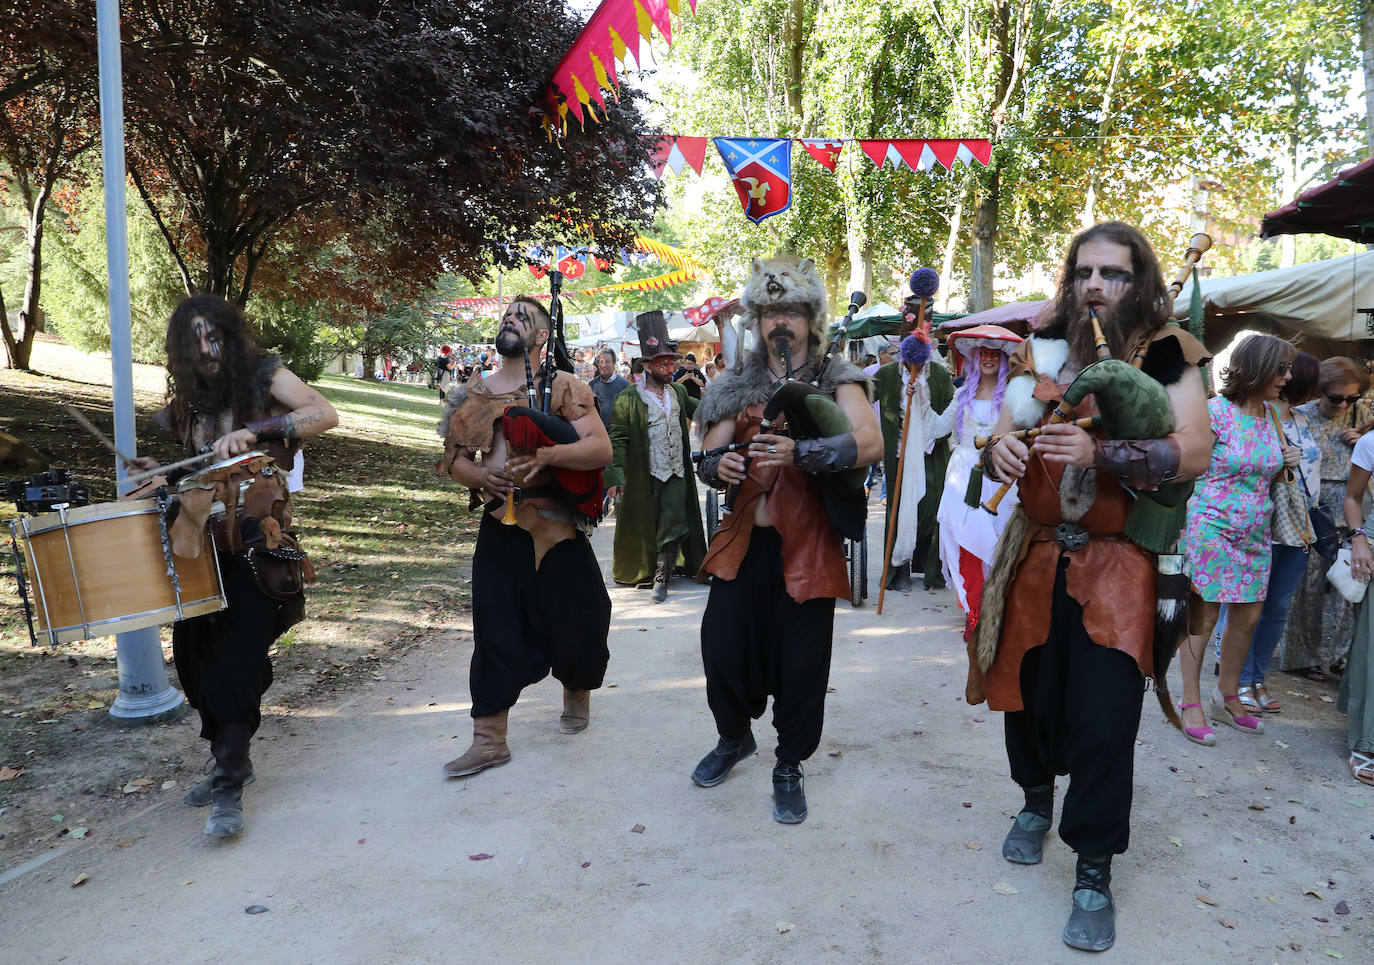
left=39, top=178, right=183, bottom=362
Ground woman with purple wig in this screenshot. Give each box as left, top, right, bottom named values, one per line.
left=928, top=324, right=1023, bottom=641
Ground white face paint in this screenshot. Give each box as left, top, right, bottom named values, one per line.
left=191, top=317, right=223, bottom=375
left=1072, top=238, right=1136, bottom=314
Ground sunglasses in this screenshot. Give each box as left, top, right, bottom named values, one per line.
left=1327, top=393, right=1362, bottom=406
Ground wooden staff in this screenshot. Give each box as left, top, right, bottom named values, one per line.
left=877, top=362, right=920, bottom=616
left=982, top=307, right=1114, bottom=515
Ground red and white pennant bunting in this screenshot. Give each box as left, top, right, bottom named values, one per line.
left=644, top=135, right=990, bottom=179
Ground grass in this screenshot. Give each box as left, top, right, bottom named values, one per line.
left=1, top=337, right=479, bottom=707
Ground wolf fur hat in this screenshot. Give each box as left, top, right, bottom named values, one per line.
left=738, top=255, right=830, bottom=355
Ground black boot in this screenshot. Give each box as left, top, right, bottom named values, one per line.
left=183, top=763, right=255, bottom=807
left=1002, top=783, right=1053, bottom=864
left=886, top=562, right=912, bottom=592
left=650, top=542, right=676, bottom=603
left=1062, top=853, right=1115, bottom=952
left=690, top=730, right=757, bottom=787
left=203, top=722, right=251, bottom=838
left=771, top=761, right=806, bottom=824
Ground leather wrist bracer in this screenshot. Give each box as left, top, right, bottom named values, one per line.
left=697, top=453, right=726, bottom=488
left=794, top=433, right=858, bottom=474
left=1092, top=437, right=1182, bottom=491
left=980, top=440, right=1003, bottom=483
left=245, top=414, right=290, bottom=441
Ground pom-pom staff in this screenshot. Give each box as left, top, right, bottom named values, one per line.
left=877, top=329, right=934, bottom=615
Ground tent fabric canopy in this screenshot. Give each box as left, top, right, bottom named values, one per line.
left=1261, top=155, right=1374, bottom=244
left=1170, top=252, right=1374, bottom=352
left=827, top=301, right=962, bottom=339
left=937, top=299, right=1048, bottom=332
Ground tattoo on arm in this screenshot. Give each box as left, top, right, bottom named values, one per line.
left=246, top=409, right=328, bottom=440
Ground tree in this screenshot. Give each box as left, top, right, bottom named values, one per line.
left=108, top=0, right=662, bottom=304
left=0, top=1, right=97, bottom=369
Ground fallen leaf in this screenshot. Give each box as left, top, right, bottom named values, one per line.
left=244, top=905, right=269, bottom=915
left=962, top=802, right=972, bottom=808
left=51, top=814, right=63, bottom=823
left=68, top=828, right=88, bottom=839
left=631, top=824, right=645, bottom=834
left=1319, top=695, right=1334, bottom=703
left=1196, top=893, right=1219, bottom=906
left=1275, top=740, right=1290, bottom=749
left=1219, top=918, right=1236, bottom=929
left=992, top=882, right=1019, bottom=895
left=776, top=921, right=794, bottom=934
left=1347, top=800, right=1367, bottom=808
left=1168, top=836, right=1183, bottom=847
left=580, top=861, right=591, bottom=869
left=71, top=874, right=89, bottom=887
left=130, top=778, right=151, bottom=786
left=1335, top=899, right=1350, bottom=915
left=179, top=880, right=193, bottom=886
left=1304, top=888, right=1325, bottom=900
left=1195, top=788, right=1209, bottom=797
left=828, top=750, right=842, bottom=758
left=115, top=838, right=134, bottom=848
left=1248, top=803, right=1266, bottom=811
left=1324, top=951, right=1343, bottom=960
left=468, top=853, right=493, bottom=861
left=0, top=766, right=24, bottom=781
left=161, top=780, right=176, bottom=790
left=965, top=841, right=982, bottom=851
left=86, top=701, right=102, bottom=709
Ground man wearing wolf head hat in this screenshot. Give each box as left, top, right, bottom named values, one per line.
left=604, top=311, right=708, bottom=602
left=435, top=296, right=613, bottom=778
left=980, top=222, right=1213, bottom=951
left=690, top=255, right=881, bottom=824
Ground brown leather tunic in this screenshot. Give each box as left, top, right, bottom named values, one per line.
left=982, top=393, right=1156, bottom=712
left=698, top=404, right=850, bottom=603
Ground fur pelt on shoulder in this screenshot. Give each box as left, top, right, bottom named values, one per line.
left=437, top=382, right=469, bottom=438
left=1003, top=337, right=1070, bottom=429
left=696, top=348, right=871, bottom=427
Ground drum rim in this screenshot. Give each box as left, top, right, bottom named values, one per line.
left=21, top=501, right=160, bottom=536
left=34, top=595, right=226, bottom=644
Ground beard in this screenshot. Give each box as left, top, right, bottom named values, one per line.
left=494, top=327, right=525, bottom=358
left=1059, top=294, right=1144, bottom=366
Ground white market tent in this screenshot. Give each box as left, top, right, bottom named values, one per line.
left=1170, top=252, right=1374, bottom=357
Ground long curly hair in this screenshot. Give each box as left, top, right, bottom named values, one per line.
left=164, top=294, right=269, bottom=439
left=1037, top=222, right=1170, bottom=363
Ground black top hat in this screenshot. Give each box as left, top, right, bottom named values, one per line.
left=635, top=310, right=680, bottom=360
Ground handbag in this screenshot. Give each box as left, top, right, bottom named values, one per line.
left=1277, top=407, right=1339, bottom=560
left=1327, top=546, right=1369, bottom=604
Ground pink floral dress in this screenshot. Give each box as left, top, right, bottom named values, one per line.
left=1183, top=396, right=1284, bottom=603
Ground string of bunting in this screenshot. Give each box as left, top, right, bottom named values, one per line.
left=650, top=135, right=991, bottom=223
left=544, top=0, right=698, bottom=134
left=446, top=267, right=703, bottom=311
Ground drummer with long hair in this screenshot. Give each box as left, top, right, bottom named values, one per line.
left=130, top=294, right=338, bottom=838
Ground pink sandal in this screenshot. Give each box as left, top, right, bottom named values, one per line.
left=1179, top=703, right=1216, bottom=746
left=1211, top=688, right=1263, bottom=734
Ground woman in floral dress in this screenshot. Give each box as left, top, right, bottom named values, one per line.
left=1281, top=356, right=1367, bottom=679
left=1179, top=335, right=1298, bottom=744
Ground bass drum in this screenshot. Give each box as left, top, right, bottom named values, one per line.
left=12, top=499, right=225, bottom=647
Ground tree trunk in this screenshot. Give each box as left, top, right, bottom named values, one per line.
left=939, top=188, right=966, bottom=312
left=822, top=243, right=845, bottom=316
left=968, top=167, right=1001, bottom=313
left=845, top=226, right=873, bottom=304
left=1279, top=60, right=1307, bottom=269
left=785, top=0, right=806, bottom=117
left=1364, top=0, right=1374, bottom=156
left=362, top=352, right=377, bottom=381
left=0, top=278, right=18, bottom=370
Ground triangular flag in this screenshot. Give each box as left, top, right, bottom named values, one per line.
left=799, top=138, right=844, bottom=171
left=925, top=139, right=962, bottom=170
left=674, top=136, right=708, bottom=174
left=957, top=139, right=992, bottom=165
left=858, top=139, right=905, bottom=170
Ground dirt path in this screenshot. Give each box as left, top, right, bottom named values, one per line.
left=2, top=505, right=1370, bottom=963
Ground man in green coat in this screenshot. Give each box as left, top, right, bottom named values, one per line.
left=873, top=350, right=952, bottom=591
left=604, top=311, right=708, bottom=602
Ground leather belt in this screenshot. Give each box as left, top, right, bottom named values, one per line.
left=1031, top=524, right=1125, bottom=553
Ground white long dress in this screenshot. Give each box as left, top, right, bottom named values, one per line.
left=930, top=397, right=1020, bottom=613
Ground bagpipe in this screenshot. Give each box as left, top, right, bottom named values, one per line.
left=721, top=326, right=868, bottom=542
left=499, top=270, right=603, bottom=523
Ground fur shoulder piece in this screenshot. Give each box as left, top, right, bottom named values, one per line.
left=436, top=382, right=470, bottom=438
left=696, top=350, right=871, bottom=426
left=1004, top=337, right=1070, bottom=429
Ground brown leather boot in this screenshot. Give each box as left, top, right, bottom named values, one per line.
left=442, top=711, right=511, bottom=777
left=560, top=688, right=591, bottom=733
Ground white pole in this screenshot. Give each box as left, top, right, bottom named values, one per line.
left=96, top=0, right=185, bottom=724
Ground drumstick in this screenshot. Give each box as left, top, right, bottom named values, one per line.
left=117, top=451, right=215, bottom=490
left=64, top=405, right=134, bottom=467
